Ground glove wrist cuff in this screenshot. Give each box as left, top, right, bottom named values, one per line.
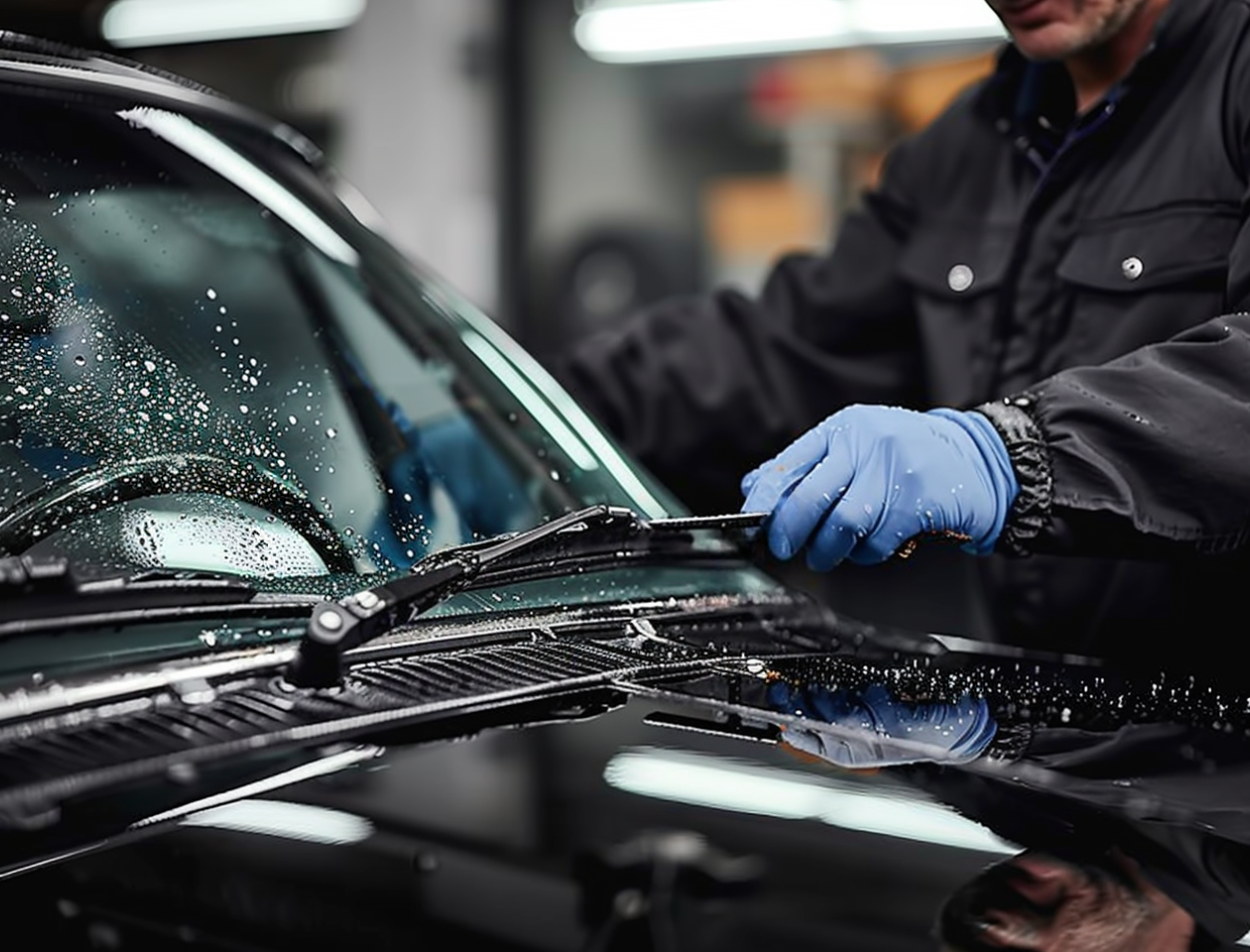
left=973, top=397, right=1053, bottom=556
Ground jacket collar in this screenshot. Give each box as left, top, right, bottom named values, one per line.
left=975, top=0, right=1224, bottom=128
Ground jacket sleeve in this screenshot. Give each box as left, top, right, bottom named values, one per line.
left=981, top=311, right=1250, bottom=558
left=555, top=142, right=927, bottom=511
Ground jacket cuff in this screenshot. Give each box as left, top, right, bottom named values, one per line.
left=973, top=397, right=1053, bottom=556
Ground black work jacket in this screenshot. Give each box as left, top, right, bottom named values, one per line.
left=560, top=0, right=1250, bottom=659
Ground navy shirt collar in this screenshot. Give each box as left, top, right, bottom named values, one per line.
left=976, top=0, right=1221, bottom=135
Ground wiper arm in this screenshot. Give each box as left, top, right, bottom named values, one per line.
left=285, top=506, right=765, bottom=688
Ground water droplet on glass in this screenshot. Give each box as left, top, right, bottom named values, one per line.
left=325, top=427, right=337, bottom=438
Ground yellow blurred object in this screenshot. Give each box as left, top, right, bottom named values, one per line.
left=707, top=49, right=997, bottom=286
left=888, top=51, right=997, bottom=132
left=752, top=49, right=890, bottom=124
left=704, top=176, right=826, bottom=261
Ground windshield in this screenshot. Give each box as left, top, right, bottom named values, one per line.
left=0, top=90, right=678, bottom=585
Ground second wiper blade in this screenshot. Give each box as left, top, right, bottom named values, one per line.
left=285, top=507, right=765, bottom=688
left=0, top=556, right=257, bottom=628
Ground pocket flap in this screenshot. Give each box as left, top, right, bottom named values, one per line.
left=898, top=224, right=1014, bottom=300
left=1057, top=209, right=1238, bottom=292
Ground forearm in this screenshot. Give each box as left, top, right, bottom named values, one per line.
left=560, top=261, right=924, bottom=467
left=979, top=312, right=1250, bottom=558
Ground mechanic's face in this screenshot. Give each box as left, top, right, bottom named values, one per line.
left=983, top=0, right=1155, bottom=61
left=938, top=851, right=1194, bottom=952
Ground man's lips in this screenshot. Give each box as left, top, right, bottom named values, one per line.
left=993, top=0, right=1054, bottom=27
left=995, top=0, right=1045, bottom=12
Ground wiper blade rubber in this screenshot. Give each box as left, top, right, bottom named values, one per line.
left=0, top=556, right=257, bottom=626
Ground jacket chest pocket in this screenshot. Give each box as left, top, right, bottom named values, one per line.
left=897, top=224, right=1014, bottom=407
left=1055, top=209, right=1238, bottom=365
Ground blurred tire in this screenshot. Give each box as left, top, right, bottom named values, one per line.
left=554, top=226, right=699, bottom=345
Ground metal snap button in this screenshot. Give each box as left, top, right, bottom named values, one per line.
left=1121, top=256, right=1144, bottom=281
left=948, top=264, right=975, bottom=293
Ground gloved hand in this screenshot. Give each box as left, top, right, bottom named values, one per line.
left=741, top=405, right=1018, bottom=569
left=767, top=681, right=997, bottom=768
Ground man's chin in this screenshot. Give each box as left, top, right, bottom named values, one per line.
left=1008, top=24, right=1091, bottom=61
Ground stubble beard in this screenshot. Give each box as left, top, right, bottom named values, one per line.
left=1008, top=0, right=1155, bottom=61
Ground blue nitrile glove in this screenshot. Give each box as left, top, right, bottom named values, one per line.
left=767, top=681, right=997, bottom=768
left=741, top=405, right=1018, bottom=569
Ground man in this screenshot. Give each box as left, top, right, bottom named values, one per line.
left=558, top=0, right=1250, bottom=660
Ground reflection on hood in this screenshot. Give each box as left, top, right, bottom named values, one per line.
left=765, top=679, right=997, bottom=767
left=908, top=758, right=1250, bottom=949
left=647, top=650, right=1250, bottom=946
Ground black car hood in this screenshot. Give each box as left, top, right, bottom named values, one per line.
left=4, top=586, right=1250, bottom=948
left=12, top=669, right=1250, bottom=951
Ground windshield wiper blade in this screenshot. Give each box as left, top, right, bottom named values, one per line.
left=0, top=556, right=257, bottom=626
left=285, top=506, right=765, bottom=688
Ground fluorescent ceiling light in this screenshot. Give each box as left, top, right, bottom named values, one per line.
left=102, top=0, right=366, bottom=48
left=605, top=747, right=1018, bottom=854
left=575, top=0, right=1006, bottom=64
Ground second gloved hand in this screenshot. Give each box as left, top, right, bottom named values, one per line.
left=767, top=681, right=997, bottom=768
left=741, top=405, right=1018, bottom=569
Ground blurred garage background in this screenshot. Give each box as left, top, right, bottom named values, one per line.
left=2, top=0, right=1001, bottom=355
